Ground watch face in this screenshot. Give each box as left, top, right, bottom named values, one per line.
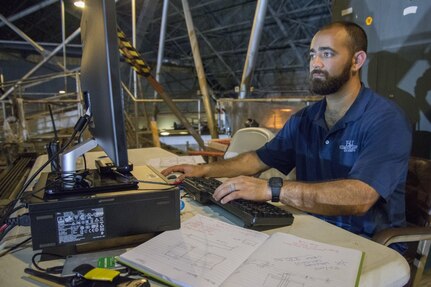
left=269, top=177, right=283, bottom=187
left=269, top=177, right=283, bottom=202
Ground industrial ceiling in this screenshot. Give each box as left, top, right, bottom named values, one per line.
left=0, top=0, right=332, bottom=99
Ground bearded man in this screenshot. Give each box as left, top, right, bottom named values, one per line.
left=162, top=21, right=412, bottom=253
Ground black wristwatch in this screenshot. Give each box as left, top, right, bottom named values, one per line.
left=269, top=177, right=283, bottom=202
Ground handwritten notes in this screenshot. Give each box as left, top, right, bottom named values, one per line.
left=223, top=232, right=363, bottom=287
left=118, top=215, right=364, bottom=287
left=119, top=215, right=268, bottom=287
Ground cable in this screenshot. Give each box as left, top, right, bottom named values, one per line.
left=77, top=117, right=90, bottom=171
left=138, top=187, right=177, bottom=191
left=16, top=112, right=91, bottom=200
left=134, top=180, right=175, bottom=186
left=0, top=224, right=7, bottom=233
left=1, top=202, right=26, bottom=223
left=6, top=213, right=30, bottom=227
left=0, top=237, right=32, bottom=258
left=181, top=192, right=193, bottom=199
left=0, top=131, right=77, bottom=223
left=48, top=104, right=58, bottom=141
left=20, top=176, right=63, bottom=202
left=0, top=213, right=31, bottom=242
left=0, top=223, right=15, bottom=242
left=112, top=170, right=174, bottom=186
left=31, top=252, right=64, bottom=274
left=0, top=113, right=92, bottom=236
left=17, top=129, right=78, bottom=199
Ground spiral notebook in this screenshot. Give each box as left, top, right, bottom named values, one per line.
left=117, top=214, right=364, bottom=287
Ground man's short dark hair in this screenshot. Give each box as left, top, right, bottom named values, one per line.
left=320, top=21, right=368, bottom=54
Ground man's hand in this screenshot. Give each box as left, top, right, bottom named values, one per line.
left=161, top=164, right=206, bottom=182
left=213, top=176, right=271, bottom=204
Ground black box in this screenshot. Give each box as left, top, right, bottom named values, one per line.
left=26, top=166, right=180, bottom=253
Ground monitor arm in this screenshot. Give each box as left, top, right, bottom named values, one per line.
left=60, top=138, right=98, bottom=174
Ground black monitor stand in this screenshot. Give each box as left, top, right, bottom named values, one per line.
left=44, top=138, right=138, bottom=197
left=43, top=168, right=138, bottom=196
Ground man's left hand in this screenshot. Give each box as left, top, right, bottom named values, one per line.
left=213, top=176, right=271, bottom=204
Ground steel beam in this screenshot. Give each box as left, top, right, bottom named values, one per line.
left=181, top=0, right=218, bottom=139
left=238, top=0, right=268, bottom=99
left=61, top=0, right=68, bottom=90
left=122, top=81, right=205, bottom=149
left=0, top=28, right=81, bottom=101
left=0, top=13, right=49, bottom=58
left=0, top=0, right=59, bottom=28
left=153, top=0, right=170, bottom=118
left=169, top=2, right=240, bottom=84
left=0, top=13, right=68, bottom=71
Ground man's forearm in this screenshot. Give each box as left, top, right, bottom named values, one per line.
left=204, top=152, right=268, bottom=178
left=280, top=179, right=379, bottom=216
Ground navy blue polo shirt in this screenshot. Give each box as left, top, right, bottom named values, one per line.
left=257, top=86, right=412, bottom=244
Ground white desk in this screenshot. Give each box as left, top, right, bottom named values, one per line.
left=0, top=147, right=410, bottom=287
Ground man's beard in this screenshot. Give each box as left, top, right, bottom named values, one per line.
left=309, top=62, right=352, bottom=95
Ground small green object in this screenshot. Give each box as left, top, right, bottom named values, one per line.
left=97, top=256, right=117, bottom=268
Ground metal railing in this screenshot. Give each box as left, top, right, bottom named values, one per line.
left=216, top=96, right=322, bottom=134
left=0, top=71, right=206, bottom=150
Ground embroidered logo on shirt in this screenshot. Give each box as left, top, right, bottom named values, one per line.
left=339, top=140, right=358, bottom=152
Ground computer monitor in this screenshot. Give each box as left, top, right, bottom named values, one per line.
left=26, top=1, right=181, bottom=254
left=45, top=0, right=137, bottom=195
left=79, top=0, right=128, bottom=171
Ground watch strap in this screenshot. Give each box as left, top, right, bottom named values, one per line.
left=269, top=177, right=283, bottom=202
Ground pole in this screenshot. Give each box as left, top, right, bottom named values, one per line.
left=181, top=0, right=218, bottom=139
left=153, top=0, right=169, bottom=119
left=238, top=0, right=268, bottom=99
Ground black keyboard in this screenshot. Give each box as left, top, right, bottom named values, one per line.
left=181, top=177, right=294, bottom=230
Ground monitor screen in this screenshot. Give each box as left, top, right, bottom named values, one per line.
left=80, top=0, right=129, bottom=171
left=45, top=0, right=137, bottom=195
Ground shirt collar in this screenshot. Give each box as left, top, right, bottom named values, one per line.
left=313, top=84, right=370, bottom=128
left=313, top=98, right=327, bottom=128
left=341, top=84, right=369, bottom=123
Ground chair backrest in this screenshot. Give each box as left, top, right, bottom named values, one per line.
left=405, top=157, right=431, bottom=227
left=412, top=131, right=431, bottom=160
left=224, top=127, right=274, bottom=159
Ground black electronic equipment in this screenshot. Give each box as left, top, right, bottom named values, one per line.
left=44, top=0, right=136, bottom=194
left=44, top=157, right=138, bottom=196
left=27, top=0, right=181, bottom=256
left=27, top=165, right=180, bottom=255
left=181, top=177, right=294, bottom=230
